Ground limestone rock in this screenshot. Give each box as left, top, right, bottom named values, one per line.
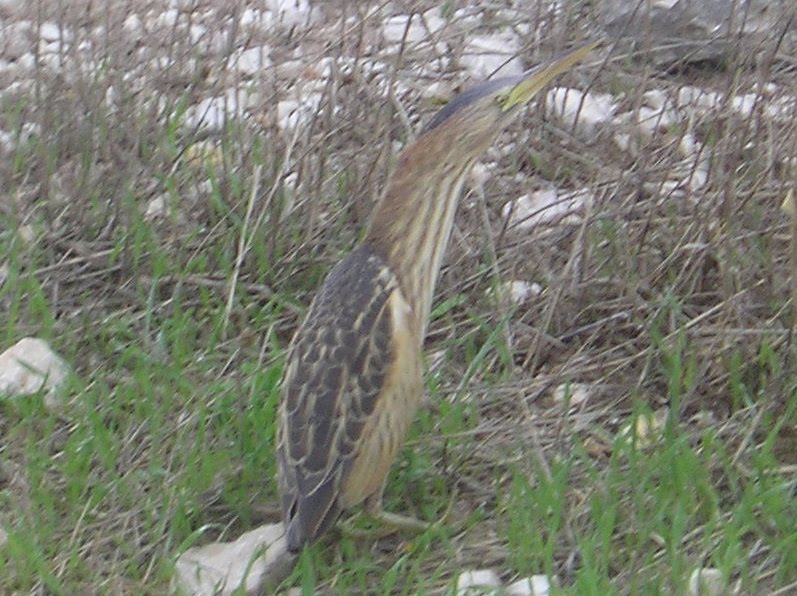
left=688, top=567, right=725, bottom=596
left=601, top=0, right=796, bottom=67
left=455, top=569, right=502, bottom=594
left=0, top=337, right=69, bottom=408
left=507, top=575, right=553, bottom=595
left=173, top=523, right=295, bottom=596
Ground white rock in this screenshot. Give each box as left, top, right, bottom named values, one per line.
left=39, top=22, right=71, bottom=42
left=502, top=280, right=542, bottom=305
left=503, top=187, right=591, bottom=229
left=184, top=88, right=254, bottom=132
left=731, top=93, right=757, bottom=118
left=274, top=58, right=305, bottom=80
left=39, top=39, right=65, bottom=57
left=635, top=91, right=679, bottom=138
left=16, top=224, right=35, bottom=244
left=677, top=86, right=720, bottom=112
left=678, top=132, right=700, bottom=158
left=155, top=9, right=180, bottom=28
left=123, top=14, right=144, bottom=36
left=0, top=263, right=8, bottom=288
left=612, top=132, right=632, bottom=153
left=0, top=130, right=12, bottom=151
left=643, top=88, right=668, bottom=110
left=467, top=161, right=491, bottom=187
left=383, top=14, right=427, bottom=45
left=205, top=29, right=230, bottom=55
left=265, top=0, right=313, bottom=28
left=507, top=575, right=553, bottom=595
left=145, top=195, right=168, bottom=219
left=19, top=122, right=40, bottom=143
left=283, top=171, right=299, bottom=193
left=15, top=52, right=35, bottom=71
left=547, top=87, right=616, bottom=137
left=0, top=338, right=69, bottom=408
left=765, top=95, right=797, bottom=121
left=240, top=8, right=265, bottom=28
left=0, top=0, right=25, bottom=11
left=420, top=80, right=451, bottom=101
left=38, top=51, right=65, bottom=72
left=277, top=99, right=303, bottom=130
left=0, top=122, right=39, bottom=149
left=452, top=7, right=481, bottom=28
left=689, top=410, right=717, bottom=427
left=170, top=0, right=196, bottom=11
left=552, top=383, right=590, bottom=407
left=688, top=567, right=724, bottom=596
left=669, top=133, right=710, bottom=193
left=276, top=93, right=322, bottom=130
left=456, top=569, right=502, bottom=593
left=676, top=86, right=774, bottom=120
left=646, top=178, right=686, bottom=200
left=189, top=24, right=207, bottom=44
left=687, top=158, right=710, bottom=192
left=173, top=524, right=295, bottom=596
left=461, top=33, right=523, bottom=78
left=755, top=82, right=778, bottom=96
left=233, top=46, right=272, bottom=76
left=621, top=408, right=668, bottom=448
left=0, top=527, right=7, bottom=548
left=422, top=7, right=447, bottom=34
left=185, top=96, right=230, bottom=132
left=4, top=21, right=33, bottom=59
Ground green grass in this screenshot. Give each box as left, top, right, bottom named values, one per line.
left=2, top=5, right=797, bottom=594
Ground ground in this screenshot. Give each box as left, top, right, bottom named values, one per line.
left=1, top=0, right=797, bottom=594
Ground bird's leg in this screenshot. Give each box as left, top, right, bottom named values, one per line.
left=362, top=490, right=431, bottom=534
left=341, top=485, right=458, bottom=541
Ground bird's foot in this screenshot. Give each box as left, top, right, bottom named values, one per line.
left=340, top=510, right=427, bottom=540
left=341, top=489, right=457, bottom=541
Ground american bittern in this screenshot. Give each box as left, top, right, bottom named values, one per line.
left=277, top=43, right=595, bottom=553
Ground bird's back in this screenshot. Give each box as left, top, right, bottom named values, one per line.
left=277, top=245, right=417, bottom=551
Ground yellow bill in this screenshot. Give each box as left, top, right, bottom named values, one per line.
left=501, top=42, right=598, bottom=111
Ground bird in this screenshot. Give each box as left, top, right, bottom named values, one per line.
left=276, top=43, right=596, bottom=553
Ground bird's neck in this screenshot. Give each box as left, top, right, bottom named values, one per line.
left=365, top=141, right=474, bottom=338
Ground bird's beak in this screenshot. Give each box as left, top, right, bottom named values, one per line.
left=500, top=42, right=597, bottom=112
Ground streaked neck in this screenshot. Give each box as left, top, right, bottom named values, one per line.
left=365, top=139, right=474, bottom=337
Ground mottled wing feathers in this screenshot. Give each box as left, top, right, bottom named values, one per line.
left=277, top=246, right=400, bottom=552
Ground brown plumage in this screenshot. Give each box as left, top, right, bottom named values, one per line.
left=276, top=44, right=595, bottom=553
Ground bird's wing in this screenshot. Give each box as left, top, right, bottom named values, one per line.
left=277, top=246, right=401, bottom=551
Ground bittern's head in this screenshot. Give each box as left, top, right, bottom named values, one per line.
left=417, top=43, right=596, bottom=165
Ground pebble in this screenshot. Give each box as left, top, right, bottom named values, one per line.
left=504, top=188, right=591, bottom=230
left=0, top=0, right=24, bottom=11
left=3, top=21, right=33, bottom=59
left=173, top=523, right=294, bottom=596
left=461, top=33, right=524, bottom=79
left=0, top=337, right=70, bottom=409
left=39, top=21, right=71, bottom=42
left=688, top=567, right=724, bottom=596
left=552, top=383, right=591, bottom=407
left=546, top=87, right=616, bottom=137
left=507, top=575, right=553, bottom=595
left=383, top=14, right=428, bottom=45
left=455, top=569, right=502, bottom=593
left=234, top=46, right=272, bottom=77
